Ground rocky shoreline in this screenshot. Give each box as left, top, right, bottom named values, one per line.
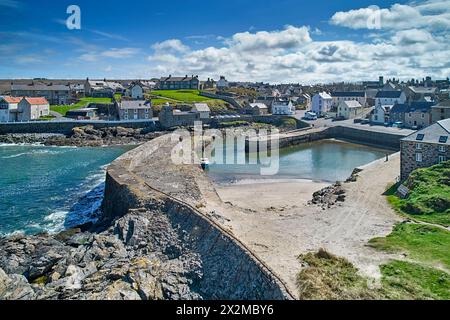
left=0, top=207, right=203, bottom=300
left=0, top=126, right=164, bottom=147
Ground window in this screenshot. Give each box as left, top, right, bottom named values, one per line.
left=144, top=109, right=149, bottom=114
left=438, top=155, right=446, bottom=163
left=145, top=114, right=149, bottom=119
left=439, top=145, right=446, bottom=152
left=416, top=143, right=423, bottom=150
left=124, top=114, right=128, bottom=120
left=416, top=153, right=423, bottom=162
left=416, top=134, right=425, bottom=141
left=439, top=136, right=448, bottom=144
left=124, top=109, right=128, bottom=114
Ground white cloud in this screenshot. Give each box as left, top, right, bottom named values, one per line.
left=145, top=14, right=450, bottom=84
left=151, top=39, right=189, bottom=53
left=80, top=47, right=140, bottom=61
left=330, top=1, right=450, bottom=32
left=227, top=25, right=312, bottom=51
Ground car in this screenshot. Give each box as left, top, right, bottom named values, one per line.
left=393, top=121, right=403, bottom=128
left=361, top=119, right=370, bottom=125
left=303, top=112, right=318, bottom=120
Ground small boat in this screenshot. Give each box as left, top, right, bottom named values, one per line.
left=200, top=158, right=210, bottom=170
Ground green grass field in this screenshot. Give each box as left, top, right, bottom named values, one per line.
left=386, top=161, right=450, bottom=227
left=296, top=248, right=450, bottom=300
left=50, top=97, right=112, bottom=116
left=151, top=89, right=211, bottom=103
left=369, top=223, right=450, bottom=271
left=380, top=260, right=450, bottom=300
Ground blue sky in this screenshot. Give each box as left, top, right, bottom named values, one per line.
left=0, top=0, right=449, bottom=83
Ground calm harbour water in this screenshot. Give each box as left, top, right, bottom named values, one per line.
left=0, top=144, right=132, bottom=236
left=208, top=139, right=392, bottom=184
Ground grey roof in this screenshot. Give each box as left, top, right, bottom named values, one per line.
left=432, top=100, right=450, bottom=108
left=120, top=100, right=151, bottom=109
left=331, top=91, right=365, bottom=97
left=408, top=86, right=437, bottom=94
left=160, top=76, right=198, bottom=82
left=249, top=103, right=268, bottom=109
left=339, top=101, right=362, bottom=108
left=402, top=118, right=450, bottom=145
left=376, top=91, right=403, bottom=98
left=193, top=103, right=210, bottom=112
left=11, top=83, right=70, bottom=91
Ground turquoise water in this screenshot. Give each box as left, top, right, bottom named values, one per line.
left=208, top=139, right=391, bottom=183
left=0, top=144, right=132, bottom=236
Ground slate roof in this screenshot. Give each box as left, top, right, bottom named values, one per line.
left=11, top=83, right=70, bottom=91
left=193, top=103, right=210, bottom=112
left=375, top=91, right=403, bottom=98
left=331, top=91, right=365, bottom=97
left=160, top=76, right=198, bottom=82
left=120, top=100, right=151, bottom=109
left=340, top=101, right=362, bottom=108
left=402, top=118, right=450, bottom=145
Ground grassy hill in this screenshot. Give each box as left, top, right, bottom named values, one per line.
left=387, top=161, right=450, bottom=227
left=50, top=97, right=112, bottom=116
left=148, top=89, right=230, bottom=113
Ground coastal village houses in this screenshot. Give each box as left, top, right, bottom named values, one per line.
left=247, top=103, right=269, bottom=115
left=337, top=101, right=363, bottom=120
left=272, top=98, right=295, bottom=115
left=331, top=91, right=367, bottom=108
left=311, top=92, right=332, bottom=116
left=11, top=82, right=70, bottom=105
left=0, top=96, right=21, bottom=122
left=125, top=82, right=144, bottom=100
left=118, top=100, right=152, bottom=120
left=159, top=75, right=200, bottom=90
left=192, top=103, right=211, bottom=119
left=216, top=76, right=229, bottom=90
left=431, top=100, right=450, bottom=123
left=390, top=102, right=434, bottom=128
left=400, top=118, right=449, bottom=180
left=0, top=96, right=49, bottom=122
left=375, top=90, right=407, bottom=107
left=85, top=80, right=124, bottom=98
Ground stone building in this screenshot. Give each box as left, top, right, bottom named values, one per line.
left=11, top=82, right=70, bottom=105
left=118, top=100, right=152, bottom=120
left=159, top=104, right=203, bottom=129
left=400, top=118, right=450, bottom=180
left=431, top=100, right=450, bottom=123
left=158, top=75, right=200, bottom=90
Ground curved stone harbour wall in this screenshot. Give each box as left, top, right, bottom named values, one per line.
left=103, top=135, right=294, bottom=300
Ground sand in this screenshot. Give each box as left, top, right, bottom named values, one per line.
left=199, top=153, right=403, bottom=298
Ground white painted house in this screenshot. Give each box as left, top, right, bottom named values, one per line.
left=331, top=91, right=366, bottom=108
left=0, top=96, right=21, bottom=122
left=272, top=99, right=295, bottom=115
left=312, top=92, right=332, bottom=115
left=371, top=104, right=393, bottom=124
left=337, top=101, right=363, bottom=120
left=375, top=91, right=406, bottom=107
left=125, top=83, right=144, bottom=100
left=217, top=76, right=229, bottom=90
left=17, top=97, right=50, bottom=121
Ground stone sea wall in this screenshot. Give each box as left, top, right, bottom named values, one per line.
left=0, top=120, right=159, bottom=135
left=103, top=135, right=294, bottom=300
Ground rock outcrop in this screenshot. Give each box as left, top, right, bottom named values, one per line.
left=0, top=208, right=202, bottom=300
left=0, top=126, right=163, bottom=147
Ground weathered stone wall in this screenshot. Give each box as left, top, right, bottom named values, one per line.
left=325, top=126, right=405, bottom=149
left=103, top=135, right=294, bottom=300
left=0, top=120, right=159, bottom=134
left=400, top=140, right=450, bottom=180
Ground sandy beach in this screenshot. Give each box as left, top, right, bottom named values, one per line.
left=215, top=179, right=330, bottom=213
left=199, top=153, right=403, bottom=298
